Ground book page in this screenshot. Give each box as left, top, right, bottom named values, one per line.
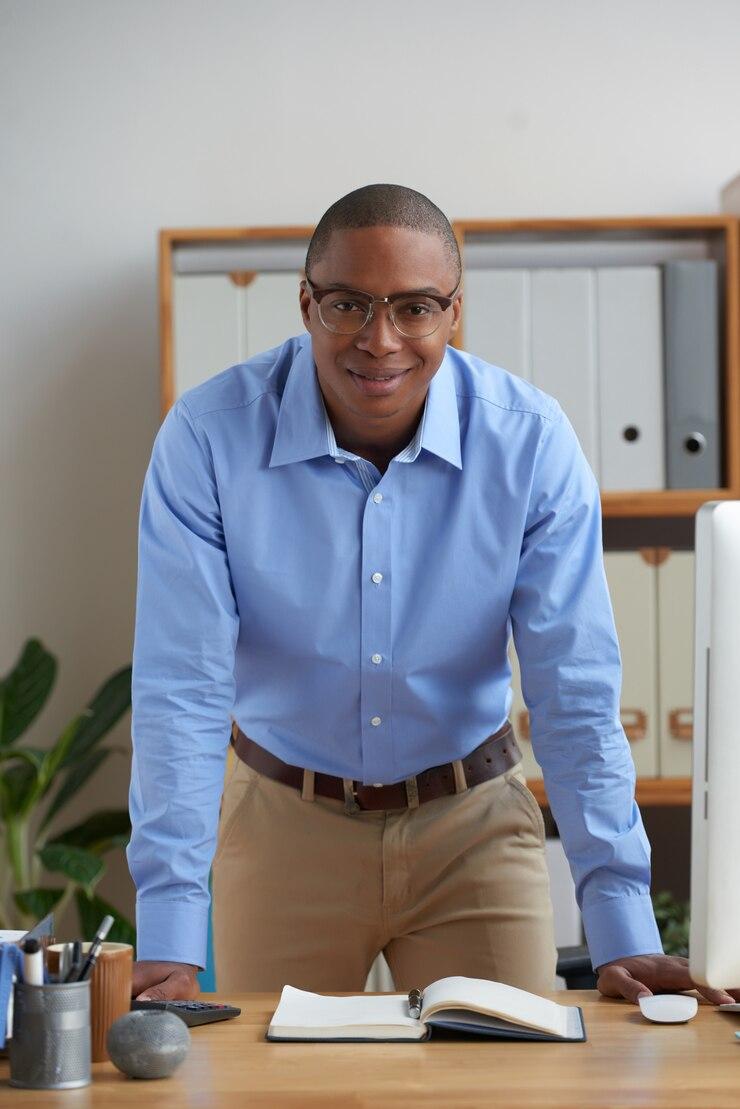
left=420, top=976, right=570, bottom=1038
left=268, top=985, right=424, bottom=1039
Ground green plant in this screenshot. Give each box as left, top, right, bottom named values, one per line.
left=652, top=891, right=690, bottom=957
left=0, top=638, right=135, bottom=943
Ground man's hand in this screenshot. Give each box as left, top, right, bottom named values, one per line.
left=131, top=960, right=201, bottom=1001
left=597, top=954, right=740, bottom=1006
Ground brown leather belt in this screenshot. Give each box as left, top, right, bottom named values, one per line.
left=230, top=722, right=520, bottom=812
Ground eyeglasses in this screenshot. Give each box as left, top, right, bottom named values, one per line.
left=303, top=277, right=460, bottom=339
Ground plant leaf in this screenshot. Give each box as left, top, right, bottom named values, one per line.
left=60, top=666, right=132, bottom=768
left=0, top=639, right=57, bottom=747
left=36, top=714, right=86, bottom=799
left=0, top=747, right=44, bottom=818
left=0, top=746, right=44, bottom=770
left=75, top=890, right=136, bottom=946
left=49, top=809, right=131, bottom=854
left=39, top=748, right=111, bottom=831
left=38, top=843, right=105, bottom=893
left=14, top=887, right=65, bottom=918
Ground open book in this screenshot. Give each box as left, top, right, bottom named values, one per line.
left=267, top=975, right=586, bottom=1043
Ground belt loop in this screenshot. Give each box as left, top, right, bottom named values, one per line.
left=405, top=776, right=420, bottom=810
left=452, top=759, right=468, bottom=794
left=301, top=769, right=315, bottom=802
left=343, top=778, right=361, bottom=816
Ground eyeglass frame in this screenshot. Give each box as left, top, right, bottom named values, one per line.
left=302, top=276, right=461, bottom=338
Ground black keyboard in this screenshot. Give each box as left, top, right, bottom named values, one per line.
left=131, top=999, right=241, bottom=1027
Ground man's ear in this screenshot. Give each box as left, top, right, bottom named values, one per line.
left=448, top=292, right=462, bottom=336
left=299, top=279, right=312, bottom=329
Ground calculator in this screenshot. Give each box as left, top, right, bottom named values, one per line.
left=131, top=999, right=241, bottom=1027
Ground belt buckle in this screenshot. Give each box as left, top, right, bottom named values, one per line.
left=345, top=781, right=386, bottom=815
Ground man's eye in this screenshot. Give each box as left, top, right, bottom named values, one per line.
left=397, top=301, right=434, bottom=317
left=331, top=299, right=365, bottom=313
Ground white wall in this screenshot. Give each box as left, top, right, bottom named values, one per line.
left=2, top=0, right=739, bottom=930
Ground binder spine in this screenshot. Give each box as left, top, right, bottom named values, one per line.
left=596, top=267, right=665, bottom=491
left=663, top=261, right=721, bottom=489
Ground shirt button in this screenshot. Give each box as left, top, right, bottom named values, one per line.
left=371, top=572, right=383, bottom=584
left=372, top=492, right=383, bottom=503
left=371, top=654, right=382, bottom=664
left=371, top=716, right=382, bottom=726
left=334, top=457, right=346, bottom=464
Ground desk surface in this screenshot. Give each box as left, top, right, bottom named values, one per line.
left=1, top=990, right=738, bottom=1107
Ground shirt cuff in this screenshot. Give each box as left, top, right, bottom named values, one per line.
left=582, top=893, right=664, bottom=970
left=135, top=899, right=209, bottom=971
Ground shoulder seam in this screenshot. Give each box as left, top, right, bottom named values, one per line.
left=454, top=390, right=560, bottom=423
left=179, top=389, right=281, bottom=423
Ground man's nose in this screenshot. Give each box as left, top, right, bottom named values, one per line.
left=354, top=305, right=405, bottom=356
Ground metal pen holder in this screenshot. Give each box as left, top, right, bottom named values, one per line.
left=8, top=979, right=91, bottom=1089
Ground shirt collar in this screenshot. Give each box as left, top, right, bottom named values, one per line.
left=269, top=336, right=462, bottom=470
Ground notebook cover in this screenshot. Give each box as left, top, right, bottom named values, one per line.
left=428, top=1005, right=586, bottom=1043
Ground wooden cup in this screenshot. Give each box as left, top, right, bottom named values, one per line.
left=48, top=941, right=133, bottom=1062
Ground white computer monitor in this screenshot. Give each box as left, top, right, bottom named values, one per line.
left=689, top=501, right=740, bottom=988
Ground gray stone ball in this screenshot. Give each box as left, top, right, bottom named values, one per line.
left=106, top=1010, right=191, bottom=1079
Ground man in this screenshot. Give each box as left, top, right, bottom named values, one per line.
left=128, top=184, right=739, bottom=1007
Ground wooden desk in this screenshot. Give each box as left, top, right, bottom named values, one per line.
left=1, top=990, right=738, bottom=1107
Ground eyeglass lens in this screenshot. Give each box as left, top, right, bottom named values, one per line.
left=317, top=292, right=446, bottom=338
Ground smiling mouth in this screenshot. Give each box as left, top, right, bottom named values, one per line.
left=348, top=369, right=410, bottom=381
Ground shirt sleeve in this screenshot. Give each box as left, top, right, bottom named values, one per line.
left=509, top=404, right=663, bottom=969
left=127, top=399, right=239, bottom=970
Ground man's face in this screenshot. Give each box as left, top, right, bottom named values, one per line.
left=299, top=225, right=461, bottom=434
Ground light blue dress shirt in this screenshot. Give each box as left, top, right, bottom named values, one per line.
left=128, top=333, right=662, bottom=971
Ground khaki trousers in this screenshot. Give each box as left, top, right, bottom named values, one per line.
left=212, top=755, right=557, bottom=994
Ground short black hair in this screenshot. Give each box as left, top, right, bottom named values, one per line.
left=306, top=183, right=461, bottom=285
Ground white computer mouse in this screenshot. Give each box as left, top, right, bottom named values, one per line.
left=638, top=994, right=698, bottom=1023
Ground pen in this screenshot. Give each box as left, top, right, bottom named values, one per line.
left=21, top=938, right=44, bottom=986
left=58, top=942, right=72, bottom=983
left=64, top=940, right=83, bottom=983
left=74, top=915, right=114, bottom=983
left=407, top=988, right=423, bottom=1019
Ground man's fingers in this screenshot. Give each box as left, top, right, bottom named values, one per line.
left=646, top=959, right=735, bottom=1006
left=598, top=956, right=739, bottom=1007
left=133, top=967, right=200, bottom=1002
left=696, top=985, right=736, bottom=1006
left=131, top=960, right=200, bottom=1001
left=597, top=964, right=652, bottom=1003
left=131, top=965, right=169, bottom=999
left=136, top=976, right=198, bottom=1001
left=136, top=984, right=168, bottom=1001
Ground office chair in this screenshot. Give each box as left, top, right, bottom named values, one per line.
left=556, top=945, right=597, bottom=989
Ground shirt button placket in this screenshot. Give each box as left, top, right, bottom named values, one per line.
left=360, top=485, right=393, bottom=784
